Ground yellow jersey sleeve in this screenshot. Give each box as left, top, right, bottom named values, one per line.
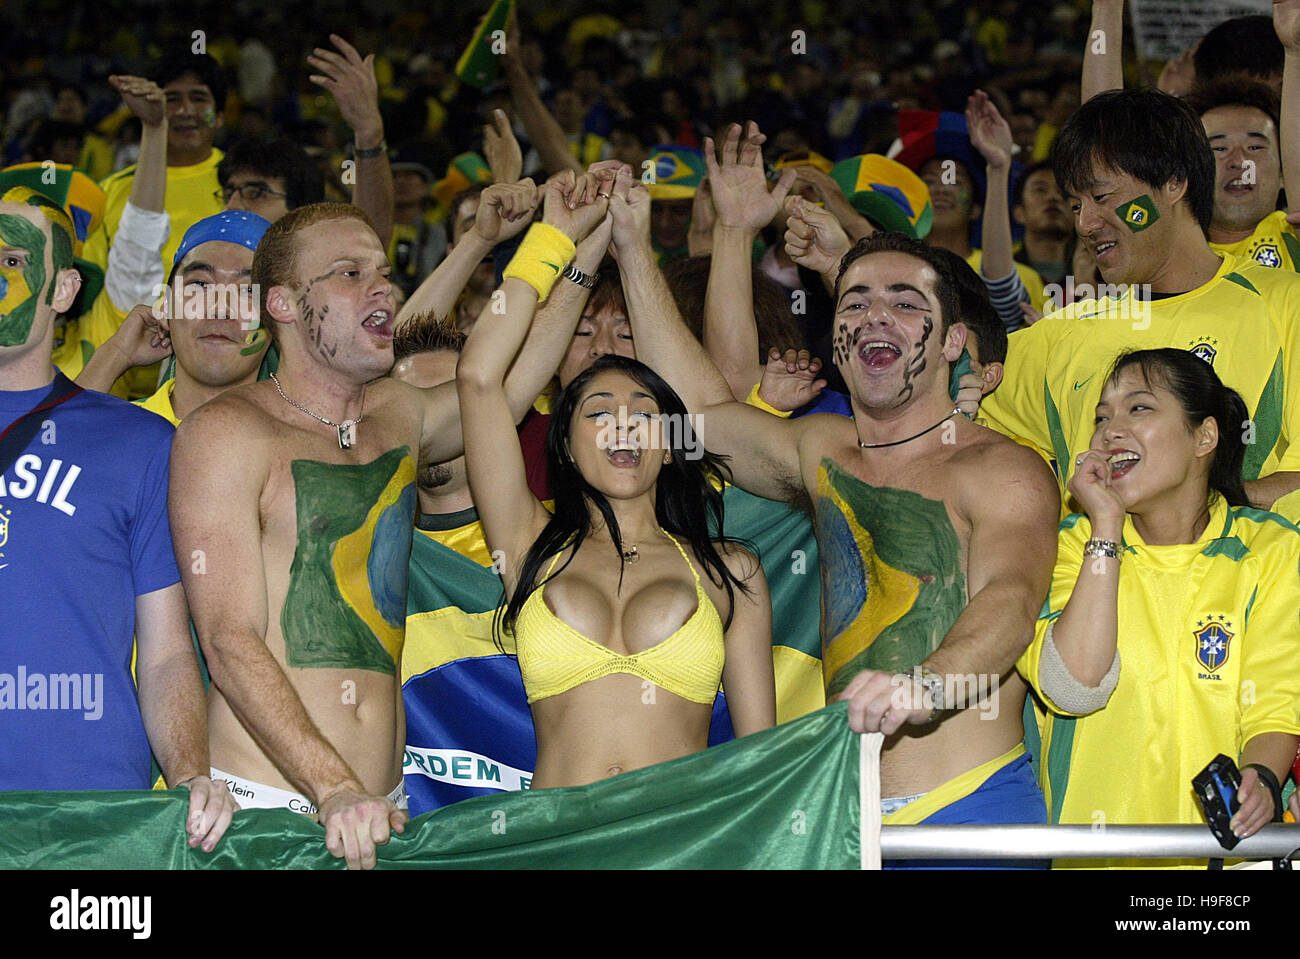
left=1236, top=515, right=1300, bottom=744
left=1263, top=272, right=1300, bottom=473
left=979, top=318, right=1057, bottom=465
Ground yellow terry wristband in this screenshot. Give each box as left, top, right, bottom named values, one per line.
left=745, top=381, right=793, bottom=418
left=502, top=222, right=576, bottom=303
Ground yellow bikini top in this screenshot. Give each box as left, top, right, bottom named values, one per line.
left=515, top=530, right=725, bottom=705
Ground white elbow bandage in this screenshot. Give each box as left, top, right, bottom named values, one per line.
left=1037, top=621, right=1120, bottom=715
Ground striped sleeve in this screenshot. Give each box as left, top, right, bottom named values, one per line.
left=981, top=266, right=1028, bottom=333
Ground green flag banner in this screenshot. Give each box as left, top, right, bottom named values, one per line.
left=0, top=703, right=863, bottom=869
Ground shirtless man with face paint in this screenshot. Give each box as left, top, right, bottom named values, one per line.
left=0, top=186, right=236, bottom=852
left=168, top=175, right=606, bottom=868
left=615, top=126, right=1060, bottom=865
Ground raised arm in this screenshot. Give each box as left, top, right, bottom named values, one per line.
left=396, top=179, right=536, bottom=327
left=967, top=90, right=1028, bottom=333
left=415, top=172, right=613, bottom=464
left=170, top=403, right=402, bottom=868
left=457, top=277, right=550, bottom=575
left=484, top=108, right=524, bottom=184
left=788, top=165, right=874, bottom=241
left=75, top=303, right=172, bottom=393
left=1277, top=0, right=1300, bottom=213
left=309, top=34, right=394, bottom=249
left=608, top=167, right=810, bottom=501
left=1081, top=0, right=1125, bottom=103
left=103, top=75, right=170, bottom=314
left=702, top=122, right=796, bottom=401
left=501, top=14, right=583, bottom=176
left=456, top=175, right=606, bottom=572
left=783, top=194, right=852, bottom=297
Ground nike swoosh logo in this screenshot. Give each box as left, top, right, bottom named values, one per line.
left=541, top=261, right=561, bottom=274
left=1073, top=376, right=1095, bottom=391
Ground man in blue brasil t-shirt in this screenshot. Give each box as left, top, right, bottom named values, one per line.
left=0, top=182, right=235, bottom=854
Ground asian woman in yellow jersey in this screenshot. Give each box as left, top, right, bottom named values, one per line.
left=1019, top=348, right=1300, bottom=869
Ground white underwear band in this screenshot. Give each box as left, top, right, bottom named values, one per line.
left=211, top=767, right=408, bottom=816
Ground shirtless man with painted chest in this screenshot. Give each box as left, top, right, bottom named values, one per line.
left=169, top=188, right=555, bottom=868
left=619, top=128, right=1061, bottom=863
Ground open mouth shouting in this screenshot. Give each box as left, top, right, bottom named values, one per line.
left=606, top=442, right=643, bottom=468
left=858, top=338, right=903, bottom=372
left=362, top=308, right=395, bottom=340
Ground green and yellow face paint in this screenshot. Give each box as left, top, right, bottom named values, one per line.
left=0, top=186, right=76, bottom=348
left=1115, top=194, right=1159, bottom=232
left=0, top=212, right=47, bottom=347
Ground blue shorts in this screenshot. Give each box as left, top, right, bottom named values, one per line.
left=885, top=753, right=1049, bottom=870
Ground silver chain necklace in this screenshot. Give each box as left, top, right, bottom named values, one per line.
left=269, top=372, right=365, bottom=449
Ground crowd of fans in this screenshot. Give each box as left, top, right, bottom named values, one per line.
left=2, top=0, right=1299, bottom=871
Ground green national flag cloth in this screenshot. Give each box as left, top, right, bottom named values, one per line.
left=0, top=703, right=862, bottom=869
left=455, top=0, right=515, bottom=89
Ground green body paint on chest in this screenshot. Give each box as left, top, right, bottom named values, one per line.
left=815, top=459, right=967, bottom=695
left=281, top=447, right=417, bottom=675
left=0, top=213, right=47, bottom=347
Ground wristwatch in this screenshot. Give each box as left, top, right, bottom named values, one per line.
left=914, top=666, right=946, bottom=722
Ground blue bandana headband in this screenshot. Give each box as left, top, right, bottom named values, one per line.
left=170, top=210, right=270, bottom=280
left=167, top=210, right=273, bottom=354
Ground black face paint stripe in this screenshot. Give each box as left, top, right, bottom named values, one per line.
left=896, top=314, right=933, bottom=404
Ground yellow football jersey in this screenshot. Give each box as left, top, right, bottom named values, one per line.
left=51, top=294, right=131, bottom=399
left=84, top=150, right=224, bottom=277
left=134, top=379, right=180, bottom=427
left=81, top=151, right=224, bottom=398
left=1209, top=210, right=1300, bottom=272
left=982, top=253, right=1300, bottom=499
left=1018, top=497, right=1300, bottom=869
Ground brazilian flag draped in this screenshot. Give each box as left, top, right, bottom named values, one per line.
left=0, top=703, right=861, bottom=869
left=401, top=486, right=826, bottom=815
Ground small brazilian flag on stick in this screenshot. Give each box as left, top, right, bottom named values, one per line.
left=1116, top=195, right=1159, bottom=232
left=456, top=0, right=515, bottom=89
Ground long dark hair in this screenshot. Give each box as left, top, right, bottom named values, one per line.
left=1107, top=349, right=1250, bottom=507
left=496, top=355, right=751, bottom=642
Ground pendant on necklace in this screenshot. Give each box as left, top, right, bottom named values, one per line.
left=338, top=421, right=358, bottom=449
left=622, top=544, right=639, bottom=563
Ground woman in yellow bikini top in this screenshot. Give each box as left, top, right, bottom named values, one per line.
left=457, top=196, right=775, bottom=788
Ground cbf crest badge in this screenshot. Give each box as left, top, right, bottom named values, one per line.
left=1188, top=337, right=1218, bottom=366
left=1250, top=241, right=1282, bottom=268
left=1194, top=614, right=1233, bottom=675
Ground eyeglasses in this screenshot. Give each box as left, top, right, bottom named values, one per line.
left=217, top=181, right=288, bottom=203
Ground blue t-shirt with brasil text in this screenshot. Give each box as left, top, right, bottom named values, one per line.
left=0, top=372, right=180, bottom=789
